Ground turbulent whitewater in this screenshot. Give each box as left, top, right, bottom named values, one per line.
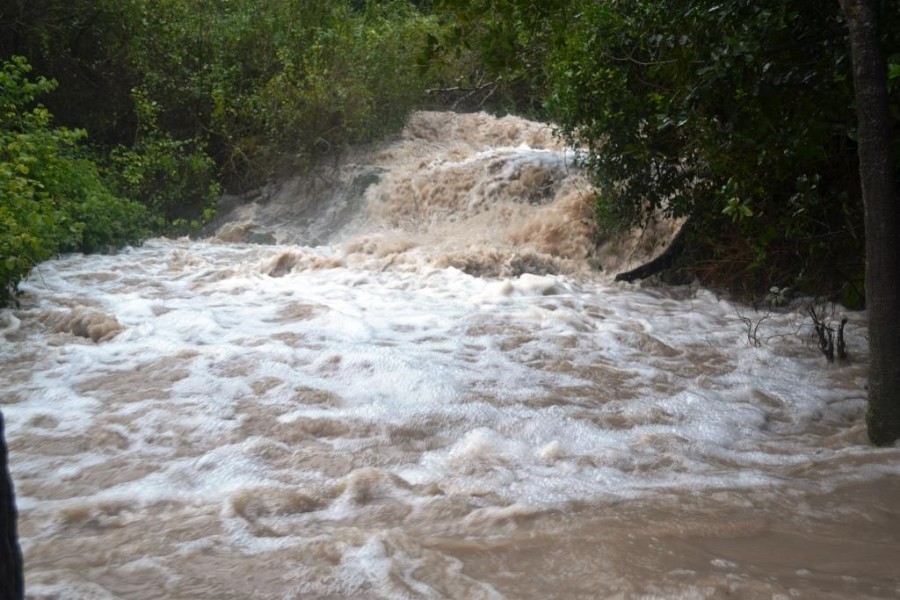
left=2, top=112, right=899, bottom=599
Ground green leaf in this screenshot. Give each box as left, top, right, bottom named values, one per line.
left=888, top=62, right=900, bottom=80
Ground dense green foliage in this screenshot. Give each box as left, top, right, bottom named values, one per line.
left=3, top=0, right=444, bottom=193
left=1, top=57, right=147, bottom=306
left=104, top=89, right=220, bottom=229
left=544, top=1, right=898, bottom=299
left=435, top=0, right=899, bottom=302
left=424, top=0, right=566, bottom=114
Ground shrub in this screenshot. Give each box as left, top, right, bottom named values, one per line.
left=105, top=90, right=220, bottom=230
left=1, top=57, right=147, bottom=306
left=543, top=1, right=898, bottom=299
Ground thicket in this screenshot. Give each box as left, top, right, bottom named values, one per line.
left=0, top=57, right=147, bottom=306
left=544, top=1, right=899, bottom=304
left=434, top=0, right=899, bottom=306
left=2, top=0, right=444, bottom=193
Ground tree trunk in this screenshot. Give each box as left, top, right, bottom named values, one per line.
left=839, top=0, right=900, bottom=446
left=0, top=411, right=24, bottom=598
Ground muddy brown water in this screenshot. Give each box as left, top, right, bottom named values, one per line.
left=2, top=112, right=898, bottom=599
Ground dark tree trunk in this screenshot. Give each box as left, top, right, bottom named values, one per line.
left=839, top=0, right=900, bottom=445
left=0, top=412, right=24, bottom=598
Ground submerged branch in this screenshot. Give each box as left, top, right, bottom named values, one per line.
left=614, top=218, right=691, bottom=283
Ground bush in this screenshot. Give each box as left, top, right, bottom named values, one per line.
left=4, top=0, right=445, bottom=194
left=123, top=0, right=442, bottom=188
left=105, top=90, right=220, bottom=230
left=1, top=57, right=147, bottom=306
left=255, top=2, right=440, bottom=173
left=543, top=1, right=898, bottom=300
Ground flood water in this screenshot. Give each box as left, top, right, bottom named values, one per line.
left=2, top=112, right=899, bottom=599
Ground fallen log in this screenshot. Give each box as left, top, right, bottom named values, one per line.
left=614, top=218, right=691, bottom=283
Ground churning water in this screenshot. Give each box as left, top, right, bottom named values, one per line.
left=2, top=112, right=898, bottom=599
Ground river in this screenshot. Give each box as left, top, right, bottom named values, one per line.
left=2, top=111, right=898, bottom=599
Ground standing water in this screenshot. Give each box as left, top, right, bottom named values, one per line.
left=2, top=112, right=898, bottom=599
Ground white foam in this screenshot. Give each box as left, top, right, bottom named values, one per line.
left=1, top=111, right=893, bottom=598
left=7, top=242, right=880, bottom=509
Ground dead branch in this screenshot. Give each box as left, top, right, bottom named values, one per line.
left=836, top=317, right=848, bottom=361
left=733, top=305, right=773, bottom=348
left=807, top=304, right=849, bottom=363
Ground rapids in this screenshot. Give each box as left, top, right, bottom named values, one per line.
left=1, top=111, right=898, bottom=599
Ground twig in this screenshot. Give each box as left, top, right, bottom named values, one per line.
left=735, top=305, right=770, bottom=348
left=836, top=317, right=848, bottom=361
left=807, top=304, right=848, bottom=363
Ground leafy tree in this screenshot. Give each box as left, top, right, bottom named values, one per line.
left=104, top=89, right=220, bottom=228
left=543, top=1, right=899, bottom=298
left=0, top=0, right=140, bottom=146
left=3, top=0, right=445, bottom=203
left=429, top=0, right=571, bottom=114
